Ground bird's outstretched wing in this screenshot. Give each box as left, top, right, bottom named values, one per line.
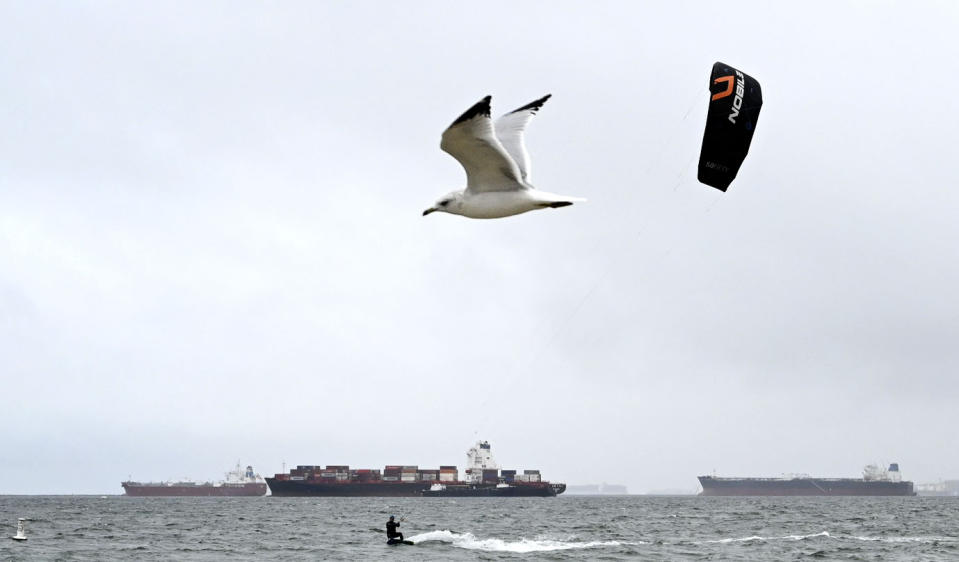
left=441, top=96, right=526, bottom=193
left=494, top=94, right=551, bottom=183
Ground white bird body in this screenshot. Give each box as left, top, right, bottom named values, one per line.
left=449, top=189, right=583, bottom=219
left=424, top=95, right=584, bottom=219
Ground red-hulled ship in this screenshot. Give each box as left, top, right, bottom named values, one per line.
left=266, top=441, right=566, bottom=497
left=122, top=462, right=267, bottom=497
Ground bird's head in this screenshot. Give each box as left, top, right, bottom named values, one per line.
left=423, top=191, right=464, bottom=216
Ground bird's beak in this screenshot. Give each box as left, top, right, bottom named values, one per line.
left=422, top=207, right=436, bottom=216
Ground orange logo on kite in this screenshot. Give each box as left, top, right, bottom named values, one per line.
left=712, top=76, right=734, bottom=101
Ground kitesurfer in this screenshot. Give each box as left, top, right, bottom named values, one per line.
left=386, top=515, right=403, bottom=541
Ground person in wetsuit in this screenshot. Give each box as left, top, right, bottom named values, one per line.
left=386, top=515, right=403, bottom=541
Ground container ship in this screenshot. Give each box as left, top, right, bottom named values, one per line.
left=267, top=441, right=565, bottom=497
left=122, top=462, right=268, bottom=497
left=916, top=479, right=959, bottom=497
left=698, top=463, right=916, bottom=496
left=565, top=483, right=629, bottom=495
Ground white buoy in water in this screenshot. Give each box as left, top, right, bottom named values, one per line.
left=11, top=518, right=27, bottom=541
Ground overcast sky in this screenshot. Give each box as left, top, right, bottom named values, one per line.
left=2, top=1, right=958, bottom=494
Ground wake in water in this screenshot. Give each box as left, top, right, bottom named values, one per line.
left=408, top=530, right=641, bottom=553
left=704, top=531, right=831, bottom=544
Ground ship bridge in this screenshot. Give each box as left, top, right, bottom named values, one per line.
left=466, top=441, right=499, bottom=483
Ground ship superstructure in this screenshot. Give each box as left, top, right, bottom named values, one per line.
left=698, top=463, right=916, bottom=496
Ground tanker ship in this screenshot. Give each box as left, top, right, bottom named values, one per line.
left=698, top=463, right=916, bottom=496
left=267, top=441, right=565, bottom=497
left=122, top=462, right=268, bottom=497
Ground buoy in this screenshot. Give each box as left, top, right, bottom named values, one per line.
left=11, top=518, right=27, bottom=541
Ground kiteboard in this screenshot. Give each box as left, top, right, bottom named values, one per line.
left=387, top=538, right=414, bottom=546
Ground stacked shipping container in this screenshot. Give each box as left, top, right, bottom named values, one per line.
left=274, top=464, right=547, bottom=485
left=516, top=470, right=541, bottom=483
left=440, top=466, right=457, bottom=482
left=401, top=466, right=417, bottom=482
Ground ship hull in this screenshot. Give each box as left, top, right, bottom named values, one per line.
left=422, top=483, right=558, bottom=497
left=267, top=479, right=432, bottom=497
left=122, top=482, right=267, bottom=497
left=266, top=479, right=564, bottom=497
left=698, top=476, right=915, bottom=496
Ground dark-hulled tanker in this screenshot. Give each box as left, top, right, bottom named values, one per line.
left=699, top=463, right=916, bottom=496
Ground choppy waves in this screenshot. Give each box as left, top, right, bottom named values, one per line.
left=2, top=495, right=958, bottom=560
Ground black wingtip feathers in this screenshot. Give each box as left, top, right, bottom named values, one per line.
left=450, top=95, right=492, bottom=126
left=509, top=94, right=552, bottom=115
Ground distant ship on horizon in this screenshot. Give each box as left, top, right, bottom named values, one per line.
left=698, top=463, right=916, bottom=496
left=565, top=483, right=629, bottom=495
left=122, top=462, right=267, bottom=497
left=915, top=479, right=959, bottom=497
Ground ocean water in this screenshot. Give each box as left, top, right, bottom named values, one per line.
left=1, top=495, right=957, bottom=560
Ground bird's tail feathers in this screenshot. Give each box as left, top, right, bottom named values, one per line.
left=537, top=195, right=586, bottom=209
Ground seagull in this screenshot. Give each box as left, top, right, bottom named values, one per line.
left=423, top=94, right=585, bottom=219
